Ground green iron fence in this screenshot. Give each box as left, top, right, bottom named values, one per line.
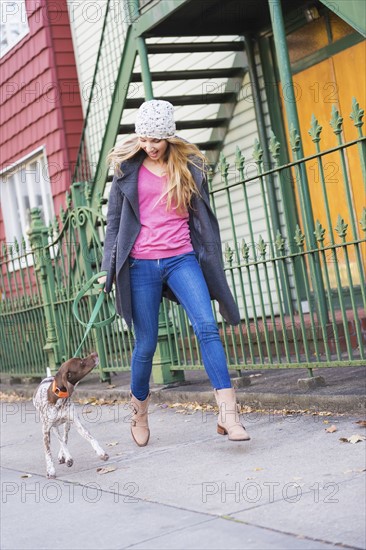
left=0, top=183, right=134, bottom=379
left=0, top=239, right=48, bottom=376
left=0, top=99, right=365, bottom=380
left=157, top=99, right=365, bottom=380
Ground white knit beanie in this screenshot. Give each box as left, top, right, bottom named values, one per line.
left=135, top=99, right=176, bottom=139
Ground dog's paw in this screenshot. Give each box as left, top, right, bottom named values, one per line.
left=100, top=453, right=109, bottom=461
left=58, top=456, right=65, bottom=464
left=47, top=471, right=56, bottom=479
left=66, top=458, right=74, bottom=467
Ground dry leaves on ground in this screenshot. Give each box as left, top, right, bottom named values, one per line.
left=76, top=396, right=127, bottom=406
left=0, top=392, right=29, bottom=402
left=339, top=434, right=366, bottom=444
left=355, top=420, right=366, bottom=428
left=164, top=402, right=216, bottom=415
left=96, top=466, right=116, bottom=475
left=325, top=425, right=338, bottom=433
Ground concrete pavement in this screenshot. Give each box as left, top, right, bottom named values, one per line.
left=1, top=396, right=365, bottom=549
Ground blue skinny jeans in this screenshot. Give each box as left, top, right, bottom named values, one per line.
left=129, top=252, right=232, bottom=400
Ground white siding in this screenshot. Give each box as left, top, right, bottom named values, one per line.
left=68, top=1, right=127, bottom=171
left=67, top=1, right=109, bottom=116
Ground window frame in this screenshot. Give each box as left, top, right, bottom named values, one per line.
left=0, top=0, right=30, bottom=58
left=0, top=147, right=55, bottom=266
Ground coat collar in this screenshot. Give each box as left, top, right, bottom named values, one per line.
left=115, top=150, right=146, bottom=219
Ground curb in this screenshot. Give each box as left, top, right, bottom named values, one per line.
left=1, top=384, right=365, bottom=415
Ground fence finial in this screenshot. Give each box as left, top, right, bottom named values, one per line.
left=309, top=114, right=322, bottom=142
left=330, top=105, right=343, bottom=135
left=350, top=97, right=364, bottom=128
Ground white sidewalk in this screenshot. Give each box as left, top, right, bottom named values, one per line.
left=1, top=400, right=365, bottom=549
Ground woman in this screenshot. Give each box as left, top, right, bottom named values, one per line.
left=100, top=99, right=250, bottom=446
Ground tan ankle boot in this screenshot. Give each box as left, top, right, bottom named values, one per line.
left=214, top=388, right=250, bottom=441
left=130, top=392, right=151, bottom=447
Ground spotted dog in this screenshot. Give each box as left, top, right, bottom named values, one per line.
left=33, top=352, right=109, bottom=478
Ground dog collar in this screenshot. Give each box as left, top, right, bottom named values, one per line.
left=52, top=380, right=69, bottom=398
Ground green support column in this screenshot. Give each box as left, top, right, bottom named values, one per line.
left=136, top=37, right=154, bottom=100
left=152, top=303, right=184, bottom=385
left=129, top=0, right=154, bottom=100
left=244, top=33, right=293, bottom=314
left=268, top=0, right=329, bottom=330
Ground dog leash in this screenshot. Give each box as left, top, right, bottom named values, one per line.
left=72, top=271, right=116, bottom=358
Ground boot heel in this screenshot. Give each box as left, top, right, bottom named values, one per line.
left=217, top=424, right=227, bottom=435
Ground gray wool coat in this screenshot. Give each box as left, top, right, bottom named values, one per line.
left=101, top=149, right=240, bottom=328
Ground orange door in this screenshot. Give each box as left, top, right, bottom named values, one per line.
left=281, top=41, right=366, bottom=287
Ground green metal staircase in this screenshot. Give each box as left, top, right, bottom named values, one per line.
left=318, top=0, right=366, bottom=37
left=120, top=39, right=247, bottom=156
left=73, top=0, right=248, bottom=204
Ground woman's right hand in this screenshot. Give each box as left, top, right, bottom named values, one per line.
left=97, top=275, right=107, bottom=292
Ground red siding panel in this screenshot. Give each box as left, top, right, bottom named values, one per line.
left=0, top=0, right=84, bottom=235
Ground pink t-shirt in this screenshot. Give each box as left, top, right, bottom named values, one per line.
left=130, top=164, right=193, bottom=259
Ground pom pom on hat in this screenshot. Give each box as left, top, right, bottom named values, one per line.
left=135, top=99, right=176, bottom=139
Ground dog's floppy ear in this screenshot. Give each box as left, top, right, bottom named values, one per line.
left=53, top=365, right=74, bottom=398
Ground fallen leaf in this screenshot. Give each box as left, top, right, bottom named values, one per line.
left=348, top=434, right=366, bottom=444
left=339, top=435, right=366, bottom=444
left=106, top=441, right=119, bottom=447
left=96, top=466, right=116, bottom=475
left=20, top=474, right=32, bottom=478
left=355, top=420, right=366, bottom=428
left=325, top=425, right=337, bottom=433
left=107, top=384, right=116, bottom=389
left=254, top=467, right=264, bottom=471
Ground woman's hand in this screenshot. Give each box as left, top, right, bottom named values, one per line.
left=97, top=275, right=107, bottom=293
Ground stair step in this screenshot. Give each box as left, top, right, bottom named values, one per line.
left=125, top=93, right=236, bottom=109
left=119, top=117, right=229, bottom=135
left=131, top=67, right=244, bottom=82
left=146, top=41, right=245, bottom=54
left=194, top=140, right=222, bottom=151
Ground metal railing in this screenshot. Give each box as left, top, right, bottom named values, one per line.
left=0, top=100, right=365, bottom=379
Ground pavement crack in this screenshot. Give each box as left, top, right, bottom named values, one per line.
left=219, top=515, right=363, bottom=550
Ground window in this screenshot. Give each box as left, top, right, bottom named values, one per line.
left=1, top=150, right=54, bottom=251
left=0, top=0, right=29, bottom=58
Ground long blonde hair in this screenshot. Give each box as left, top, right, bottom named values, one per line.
left=107, top=135, right=208, bottom=213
